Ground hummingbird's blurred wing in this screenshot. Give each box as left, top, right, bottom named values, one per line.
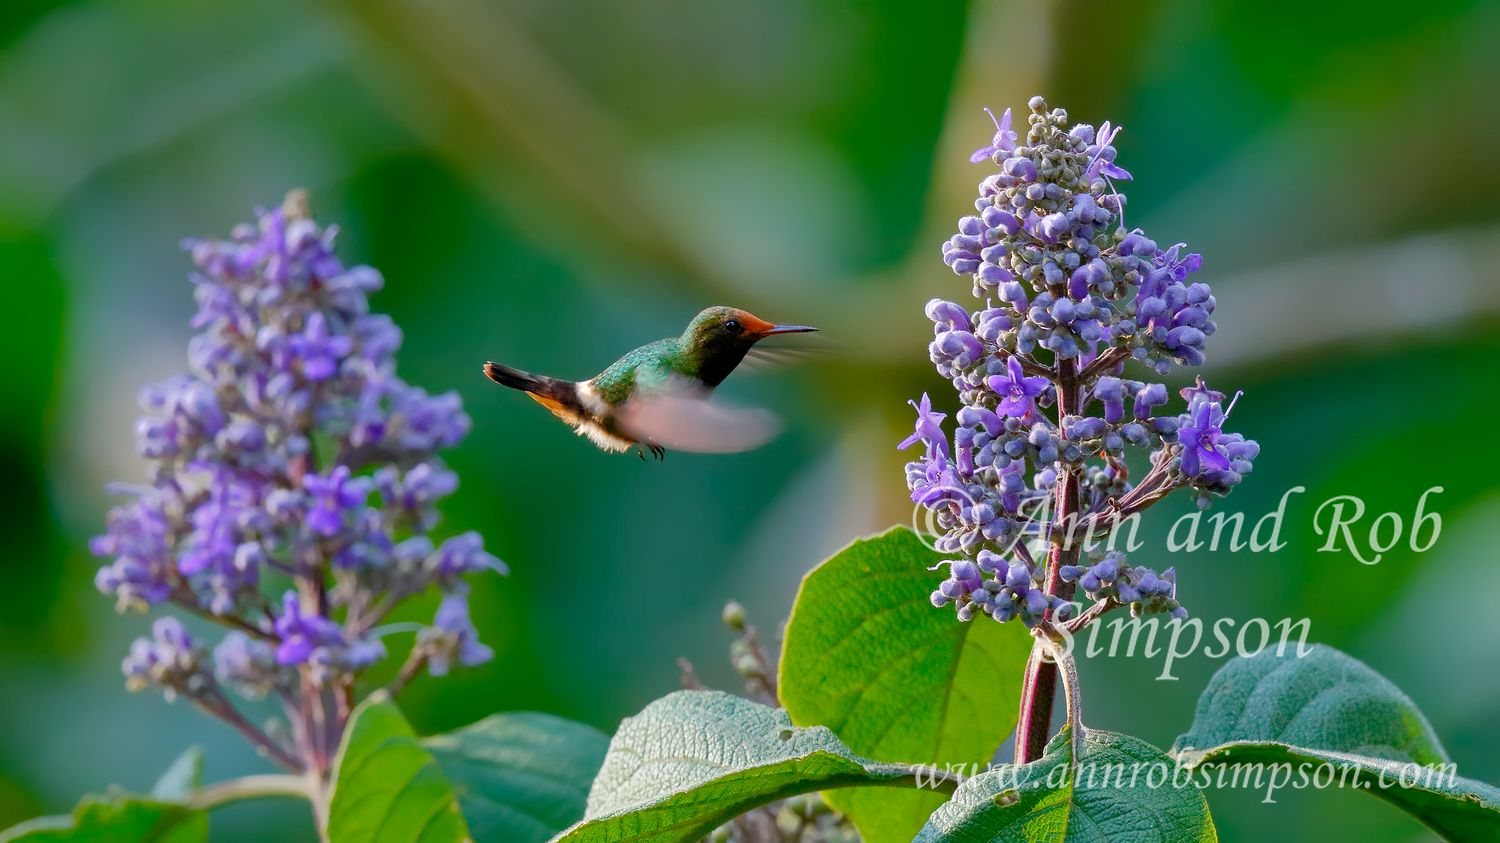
left=738, top=343, right=822, bottom=373
left=616, top=378, right=781, bottom=453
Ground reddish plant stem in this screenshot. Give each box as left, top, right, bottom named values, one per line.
left=1014, top=357, right=1083, bottom=764
left=200, top=688, right=304, bottom=772
left=742, top=624, right=779, bottom=703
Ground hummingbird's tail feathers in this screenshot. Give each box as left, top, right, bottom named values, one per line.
left=483, top=362, right=583, bottom=422
left=483, top=362, right=548, bottom=392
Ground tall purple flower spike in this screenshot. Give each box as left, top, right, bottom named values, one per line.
left=90, top=191, right=506, bottom=775
left=909, top=96, right=1258, bottom=628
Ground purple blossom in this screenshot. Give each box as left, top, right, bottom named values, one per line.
left=1084, top=121, right=1133, bottom=182
left=1177, top=401, right=1231, bottom=476
left=214, top=631, right=283, bottom=699
left=969, top=107, right=1017, bottom=163
left=1133, top=243, right=1214, bottom=372
left=303, top=466, right=371, bottom=537
left=423, top=590, right=494, bottom=676
left=986, top=358, right=1048, bottom=420
left=1179, top=375, right=1225, bottom=408
left=122, top=617, right=204, bottom=700
left=92, top=490, right=176, bottom=609
left=272, top=592, right=349, bottom=666
left=898, top=393, right=949, bottom=460
left=288, top=312, right=353, bottom=382
left=429, top=532, right=507, bottom=581
left=376, top=462, right=459, bottom=530
left=925, top=298, right=973, bottom=332
left=389, top=387, right=471, bottom=453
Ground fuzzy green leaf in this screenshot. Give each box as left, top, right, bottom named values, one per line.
left=917, top=729, right=1216, bottom=842
left=327, top=696, right=470, bottom=843
left=556, top=690, right=939, bottom=842
left=424, top=712, right=607, bottom=843
left=1174, top=644, right=1500, bottom=840
left=779, top=526, right=1032, bottom=842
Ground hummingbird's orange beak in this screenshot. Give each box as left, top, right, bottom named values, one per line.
left=737, top=310, right=817, bottom=337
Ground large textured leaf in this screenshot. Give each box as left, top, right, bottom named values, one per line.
left=327, top=697, right=470, bottom=843
left=424, top=712, right=607, bottom=843
left=556, top=690, right=940, bottom=842
left=1174, top=644, right=1500, bottom=840
left=1175, top=644, right=1447, bottom=764
left=0, top=793, right=207, bottom=843
left=917, top=729, right=1216, bottom=842
left=779, top=526, right=1032, bottom=842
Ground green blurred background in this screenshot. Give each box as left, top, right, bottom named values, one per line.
left=2, top=0, right=1498, bottom=840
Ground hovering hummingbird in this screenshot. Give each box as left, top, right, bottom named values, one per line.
left=483, top=306, right=816, bottom=459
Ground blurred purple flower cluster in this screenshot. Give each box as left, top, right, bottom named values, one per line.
left=90, top=191, right=503, bottom=775
left=908, top=97, right=1259, bottom=627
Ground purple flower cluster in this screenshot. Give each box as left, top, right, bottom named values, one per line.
left=1175, top=378, right=1260, bottom=507
left=123, top=618, right=205, bottom=701
left=908, top=97, right=1259, bottom=627
left=930, top=553, right=1073, bottom=626
left=1059, top=552, right=1187, bottom=620
left=91, top=192, right=504, bottom=774
left=942, top=99, right=1216, bottom=369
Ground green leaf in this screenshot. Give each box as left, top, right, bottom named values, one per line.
left=1175, top=643, right=1447, bottom=765
left=424, top=712, right=608, bottom=843
left=151, top=747, right=204, bottom=800
left=556, top=690, right=942, bottom=842
left=1174, top=644, right=1500, bottom=840
left=327, top=696, right=471, bottom=843
left=917, top=729, right=1216, bottom=842
left=0, top=793, right=207, bottom=843
left=0, top=745, right=214, bottom=842
left=778, top=526, right=1032, bottom=842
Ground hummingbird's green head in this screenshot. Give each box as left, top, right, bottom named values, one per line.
left=679, top=306, right=816, bottom=388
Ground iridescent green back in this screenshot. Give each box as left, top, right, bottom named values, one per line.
left=590, top=337, right=688, bottom=405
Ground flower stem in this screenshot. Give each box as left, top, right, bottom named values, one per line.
left=742, top=623, right=779, bottom=704
left=172, top=589, right=276, bottom=642
left=1014, top=357, right=1083, bottom=765
left=186, top=774, right=313, bottom=811
left=1042, top=633, right=1084, bottom=763
left=1075, top=346, right=1129, bottom=382
left=1061, top=597, right=1121, bottom=634
left=199, top=689, right=304, bottom=773
left=383, top=649, right=428, bottom=698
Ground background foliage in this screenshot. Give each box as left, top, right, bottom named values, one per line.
left=2, top=0, right=1498, bottom=840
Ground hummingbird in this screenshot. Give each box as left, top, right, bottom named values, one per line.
left=483, top=306, right=816, bottom=459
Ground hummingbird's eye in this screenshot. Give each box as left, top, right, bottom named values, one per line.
left=724, top=319, right=742, bottom=334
